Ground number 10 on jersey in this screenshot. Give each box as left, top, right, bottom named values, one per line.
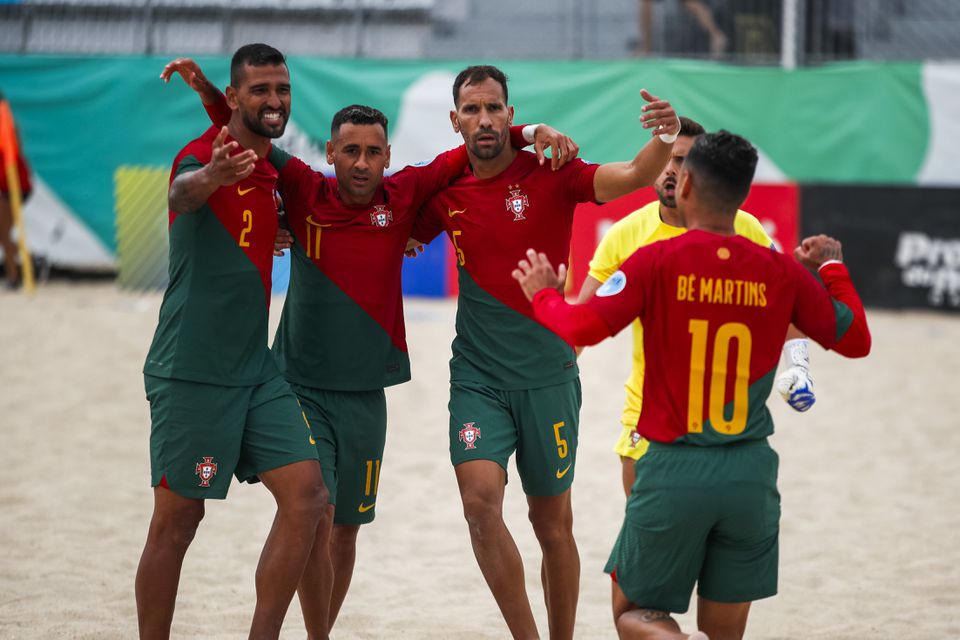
left=687, top=319, right=752, bottom=436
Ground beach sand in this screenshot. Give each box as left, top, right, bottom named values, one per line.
left=0, top=283, right=957, bottom=639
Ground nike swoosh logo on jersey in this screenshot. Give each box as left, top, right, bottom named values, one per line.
left=448, top=208, right=467, bottom=217
left=358, top=502, right=376, bottom=513
left=237, top=186, right=256, bottom=196
left=556, top=464, right=572, bottom=479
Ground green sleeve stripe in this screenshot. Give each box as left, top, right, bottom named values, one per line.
left=269, top=145, right=291, bottom=171
left=832, top=299, right=855, bottom=343
left=174, top=153, right=203, bottom=178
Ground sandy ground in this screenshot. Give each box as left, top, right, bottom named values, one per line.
left=0, top=282, right=958, bottom=639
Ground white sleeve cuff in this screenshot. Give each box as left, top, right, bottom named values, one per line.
left=658, top=116, right=681, bottom=143
left=522, top=124, right=541, bottom=144
left=818, top=259, right=843, bottom=270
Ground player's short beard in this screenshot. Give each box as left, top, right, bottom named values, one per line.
left=469, top=127, right=506, bottom=160
left=242, top=108, right=287, bottom=139
left=655, top=180, right=677, bottom=208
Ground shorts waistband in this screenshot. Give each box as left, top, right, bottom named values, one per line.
left=646, top=437, right=769, bottom=453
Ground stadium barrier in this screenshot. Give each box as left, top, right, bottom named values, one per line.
left=802, top=185, right=960, bottom=312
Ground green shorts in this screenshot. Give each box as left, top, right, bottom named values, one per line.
left=145, top=374, right=319, bottom=500
left=291, top=384, right=386, bottom=525
left=448, top=379, right=581, bottom=497
left=605, top=439, right=781, bottom=613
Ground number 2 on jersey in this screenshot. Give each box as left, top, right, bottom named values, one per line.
left=239, top=209, right=253, bottom=247
left=687, top=319, right=752, bottom=436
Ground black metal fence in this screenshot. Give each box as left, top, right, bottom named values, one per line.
left=1, top=0, right=958, bottom=64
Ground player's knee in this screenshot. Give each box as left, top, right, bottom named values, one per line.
left=460, top=492, right=501, bottom=532
left=528, top=506, right=573, bottom=545
left=305, top=482, right=330, bottom=526
left=331, top=524, right=359, bottom=549
left=283, top=476, right=329, bottom=527
left=614, top=611, right=634, bottom=638
left=154, top=501, right=204, bottom=550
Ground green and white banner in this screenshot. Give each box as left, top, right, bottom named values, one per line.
left=1, top=55, right=957, bottom=269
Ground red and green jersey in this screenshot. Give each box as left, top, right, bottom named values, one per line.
left=413, top=150, right=599, bottom=390
left=268, top=146, right=469, bottom=391
left=144, top=126, right=280, bottom=386
left=565, top=230, right=867, bottom=445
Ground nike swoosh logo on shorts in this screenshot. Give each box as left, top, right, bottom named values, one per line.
left=358, top=502, right=376, bottom=513
left=556, top=464, right=572, bottom=479
left=237, top=186, right=256, bottom=196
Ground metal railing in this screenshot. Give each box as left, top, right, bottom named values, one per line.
left=0, top=0, right=958, bottom=63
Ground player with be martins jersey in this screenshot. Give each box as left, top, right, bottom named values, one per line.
left=161, top=57, right=582, bottom=637
left=409, top=64, right=681, bottom=640
left=513, top=131, right=871, bottom=640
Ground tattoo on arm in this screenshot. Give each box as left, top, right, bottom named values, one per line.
left=820, top=243, right=842, bottom=262
left=637, top=609, right=673, bottom=623
left=168, top=168, right=215, bottom=214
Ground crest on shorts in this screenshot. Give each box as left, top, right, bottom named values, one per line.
left=459, top=422, right=482, bottom=450
left=505, top=185, right=528, bottom=221
left=370, top=205, right=394, bottom=228
left=195, top=456, right=218, bottom=488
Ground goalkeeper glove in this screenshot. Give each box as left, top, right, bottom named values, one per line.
left=775, top=338, right=815, bottom=412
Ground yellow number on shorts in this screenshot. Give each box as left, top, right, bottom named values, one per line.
left=239, top=209, right=253, bottom=247
left=553, top=421, right=569, bottom=459
left=364, top=459, right=381, bottom=497
left=452, top=230, right=466, bottom=266
left=686, top=319, right=752, bottom=436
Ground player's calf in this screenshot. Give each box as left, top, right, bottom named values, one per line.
left=615, top=608, right=706, bottom=639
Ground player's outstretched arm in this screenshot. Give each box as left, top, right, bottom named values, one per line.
left=793, top=235, right=872, bottom=358
left=592, top=89, right=678, bottom=203
left=169, top=127, right=256, bottom=214
left=512, top=249, right=611, bottom=347
left=160, top=58, right=223, bottom=106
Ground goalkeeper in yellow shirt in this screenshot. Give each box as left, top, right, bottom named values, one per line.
left=578, top=117, right=815, bottom=494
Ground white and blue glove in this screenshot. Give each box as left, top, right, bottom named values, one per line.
left=775, top=338, right=816, bottom=412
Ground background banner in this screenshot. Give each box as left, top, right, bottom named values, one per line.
left=801, top=185, right=960, bottom=312
left=2, top=55, right=958, bottom=305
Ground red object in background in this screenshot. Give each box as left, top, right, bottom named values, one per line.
left=441, top=183, right=798, bottom=298
left=568, top=183, right=799, bottom=296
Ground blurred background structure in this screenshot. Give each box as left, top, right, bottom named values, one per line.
left=2, top=0, right=960, bottom=63
left=0, top=0, right=959, bottom=311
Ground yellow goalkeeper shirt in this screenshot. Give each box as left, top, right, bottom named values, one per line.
left=587, top=200, right=774, bottom=429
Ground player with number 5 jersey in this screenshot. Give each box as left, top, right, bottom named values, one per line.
left=411, top=64, right=683, bottom=640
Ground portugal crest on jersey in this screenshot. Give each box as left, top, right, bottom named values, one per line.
left=459, top=422, right=481, bottom=450
left=370, top=205, right=394, bottom=228
left=505, top=185, right=528, bottom=221
left=195, top=456, right=218, bottom=488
